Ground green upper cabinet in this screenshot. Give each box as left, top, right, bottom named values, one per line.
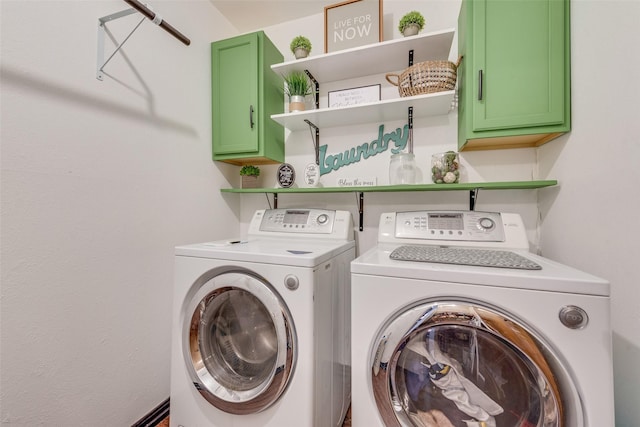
left=211, top=31, right=284, bottom=165
left=458, top=0, right=571, bottom=151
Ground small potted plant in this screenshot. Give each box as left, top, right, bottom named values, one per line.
left=398, top=11, right=425, bottom=36
left=283, top=70, right=314, bottom=112
left=290, top=35, right=312, bottom=59
left=240, top=165, right=260, bottom=188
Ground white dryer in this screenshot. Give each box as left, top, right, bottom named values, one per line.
left=351, top=211, right=614, bottom=427
left=171, top=208, right=355, bottom=427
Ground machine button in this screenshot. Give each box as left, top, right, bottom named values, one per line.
left=317, top=214, right=329, bottom=224
left=284, top=274, right=299, bottom=291
left=559, top=305, right=589, bottom=329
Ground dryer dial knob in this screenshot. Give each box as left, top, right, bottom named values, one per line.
left=284, top=274, right=299, bottom=291
left=559, top=305, right=589, bottom=329
left=317, top=214, right=329, bottom=224
left=478, top=217, right=495, bottom=231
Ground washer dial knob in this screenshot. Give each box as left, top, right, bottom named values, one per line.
left=477, top=217, right=495, bottom=231
left=317, top=214, right=329, bottom=224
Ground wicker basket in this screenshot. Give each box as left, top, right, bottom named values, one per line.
left=385, top=56, right=462, bottom=97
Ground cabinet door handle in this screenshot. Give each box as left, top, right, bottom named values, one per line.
left=249, top=105, right=255, bottom=129
left=478, top=70, right=483, bottom=101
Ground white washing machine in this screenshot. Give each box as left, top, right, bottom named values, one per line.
left=171, top=208, right=355, bottom=427
left=351, top=211, right=614, bottom=427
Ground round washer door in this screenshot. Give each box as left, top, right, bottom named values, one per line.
left=371, top=300, right=579, bottom=427
left=183, top=268, right=296, bottom=414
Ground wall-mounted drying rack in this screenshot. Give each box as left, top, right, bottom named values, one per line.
left=97, top=0, right=190, bottom=80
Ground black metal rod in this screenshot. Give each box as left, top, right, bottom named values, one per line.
left=305, top=120, right=320, bottom=165
left=123, top=0, right=191, bottom=46
left=304, top=70, right=319, bottom=109
left=358, top=192, right=364, bottom=231
left=470, top=188, right=479, bottom=211
left=408, top=106, right=414, bottom=154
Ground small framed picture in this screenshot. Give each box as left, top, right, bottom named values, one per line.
left=324, top=0, right=383, bottom=53
left=277, top=163, right=296, bottom=188
left=328, top=84, right=381, bottom=108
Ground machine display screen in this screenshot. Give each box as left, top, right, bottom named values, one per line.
left=428, top=213, right=464, bottom=230
left=283, top=210, right=310, bottom=225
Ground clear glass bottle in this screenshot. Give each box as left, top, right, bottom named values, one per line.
left=389, top=152, right=417, bottom=185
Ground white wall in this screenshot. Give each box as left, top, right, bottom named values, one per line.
left=0, top=1, right=238, bottom=425
left=538, top=1, right=640, bottom=426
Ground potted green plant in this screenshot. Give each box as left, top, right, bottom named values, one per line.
left=283, top=70, right=314, bottom=112
left=398, top=11, right=425, bottom=36
left=290, top=35, right=312, bottom=59
left=240, top=165, right=260, bottom=188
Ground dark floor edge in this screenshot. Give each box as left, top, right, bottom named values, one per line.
left=132, top=397, right=170, bottom=427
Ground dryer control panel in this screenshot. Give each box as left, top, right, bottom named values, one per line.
left=394, top=211, right=505, bottom=242
left=378, top=211, right=530, bottom=249
left=249, top=209, right=354, bottom=240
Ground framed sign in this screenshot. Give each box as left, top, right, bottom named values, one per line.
left=324, top=0, right=383, bottom=53
left=328, top=84, right=380, bottom=108
left=277, top=163, right=296, bottom=188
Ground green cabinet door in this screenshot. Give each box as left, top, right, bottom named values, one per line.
left=211, top=31, right=284, bottom=164
left=458, top=0, right=570, bottom=151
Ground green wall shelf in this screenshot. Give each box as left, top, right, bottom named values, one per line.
left=221, top=180, right=557, bottom=231
left=221, top=180, right=557, bottom=194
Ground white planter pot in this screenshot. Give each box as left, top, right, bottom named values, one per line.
left=402, top=24, right=420, bottom=37
left=294, top=47, right=309, bottom=59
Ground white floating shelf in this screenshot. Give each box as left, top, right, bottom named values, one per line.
left=271, top=90, right=455, bottom=131
left=271, top=28, right=455, bottom=83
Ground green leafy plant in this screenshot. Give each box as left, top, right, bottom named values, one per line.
left=290, top=35, right=312, bottom=54
left=398, top=11, right=426, bottom=33
left=282, top=70, right=314, bottom=99
left=240, top=165, right=260, bottom=177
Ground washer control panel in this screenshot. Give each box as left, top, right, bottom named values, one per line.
left=258, top=209, right=336, bottom=234
left=394, top=211, right=506, bottom=242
